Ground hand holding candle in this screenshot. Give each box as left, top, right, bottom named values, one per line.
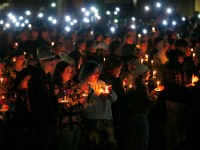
left=155, top=80, right=164, bottom=91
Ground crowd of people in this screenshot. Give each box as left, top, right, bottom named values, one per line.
left=0, top=6, right=200, bottom=150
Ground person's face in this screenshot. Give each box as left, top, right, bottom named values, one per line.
left=79, top=42, right=86, bottom=51
left=178, top=56, right=184, bottom=64
left=62, top=66, right=72, bottom=83
left=140, top=43, right=148, bottom=53
left=87, top=67, right=101, bottom=83
left=128, top=61, right=137, bottom=71
left=40, top=59, right=54, bottom=74
left=31, top=31, right=38, bottom=40
left=111, top=66, right=122, bottom=78
left=20, top=75, right=31, bottom=90
left=144, top=70, right=150, bottom=81
left=41, top=31, right=49, bottom=40
left=126, top=36, right=134, bottom=44
left=185, top=48, right=191, bottom=57
left=16, top=55, right=25, bottom=66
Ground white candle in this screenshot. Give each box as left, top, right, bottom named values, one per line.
left=145, top=54, right=148, bottom=62
left=12, top=57, right=16, bottom=62
left=191, top=48, right=193, bottom=52
left=104, top=86, right=109, bottom=94
left=0, top=78, right=3, bottom=84
left=193, top=53, right=195, bottom=60
left=152, top=27, right=155, bottom=32
left=141, top=59, right=144, bottom=64
left=51, top=42, right=55, bottom=46
left=103, top=58, right=106, bottom=62
left=151, top=60, right=154, bottom=66
left=153, top=70, right=156, bottom=79
left=157, top=81, right=160, bottom=87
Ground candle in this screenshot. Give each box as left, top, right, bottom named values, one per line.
left=14, top=42, right=18, bottom=46
left=153, top=70, right=156, bottom=79
left=191, top=74, right=199, bottom=86
left=151, top=60, right=154, bottom=66
left=141, top=59, right=144, bottom=64
left=0, top=78, right=3, bottom=85
left=145, top=54, right=148, bottom=62
left=104, top=86, right=109, bottom=94
left=193, top=53, right=195, bottom=60
left=103, top=58, right=106, bottom=62
left=138, top=33, right=141, bottom=38
left=191, top=48, right=193, bottom=52
left=129, top=84, right=132, bottom=88
left=51, top=42, right=55, bottom=46
left=12, top=57, right=16, bottom=62
left=152, top=27, right=155, bottom=32
left=157, top=81, right=160, bottom=87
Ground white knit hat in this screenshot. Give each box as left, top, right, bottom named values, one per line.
left=135, top=64, right=149, bottom=77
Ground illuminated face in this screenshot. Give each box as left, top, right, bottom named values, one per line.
left=87, top=67, right=101, bottom=83
left=20, top=75, right=31, bottom=90
left=16, top=55, right=25, bottom=66
left=61, top=66, right=72, bottom=83
left=178, top=56, right=184, bottom=64
left=144, top=70, right=150, bottom=81
left=111, top=66, right=122, bottom=78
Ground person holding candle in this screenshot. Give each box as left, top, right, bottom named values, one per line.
left=7, top=50, right=26, bottom=79
left=153, top=39, right=169, bottom=81
left=99, top=57, right=125, bottom=149
left=78, top=61, right=118, bottom=150
left=7, top=68, right=32, bottom=150
left=52, top=61, right=88, bottom=150
left=126, top=64, right=161, bottom=150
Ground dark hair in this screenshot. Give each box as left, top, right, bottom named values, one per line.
left=109, top=41, right=121, bottom=54
left=52, top=61, right=71, bottom=86
left=86, top=40, right=95, bottom=49
left=13, top=67, right=32, bottom=90
left=75, top=39, right=85, bottom=49
left=154, top=36, right=164, bottom=47
left=174, top=39, right=189, bottom=48
left=103, top=57, right=123, bottom=72
left=79, top=61, right=101, bottom=81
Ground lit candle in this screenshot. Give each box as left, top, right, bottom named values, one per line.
left=191, top=48, right=193, bottom=52
left=193, top=53, right=195, bottom=60
left=12, top=57, right=16, bottom=62
left=145, top=54, right=148, bottom=62
left=152, top=27, right=155, bottom=32
left=105, top=86, right=110, bottom=94
left=153, top=70, right=156, bottom=79
left=191, top=74, right=199, bottom=86
left=51, top=42, right=55, bottom=46
left=14, top=42, right=18, bottom=46
left=138, top=33, right=141, bottom=38
left=151, top=60, right=154, bottom=66
left=157, top=81, right=160, bottom=87
left=141, top=59, right=144, bottom=64
left=103, top=58, right=106, bottom=62
left=0, top=78, right=3, bottom=85
left=129, top=84, right=132, bottom=88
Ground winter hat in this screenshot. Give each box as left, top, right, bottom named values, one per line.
left=135, top=64, right=149, bottom=78
left=37, top=45, right=56, bottom=61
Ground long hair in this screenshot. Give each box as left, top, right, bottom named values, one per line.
left=52, top=61, right=71, bottom=87
left=79, top=61, right=101, bottom=81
